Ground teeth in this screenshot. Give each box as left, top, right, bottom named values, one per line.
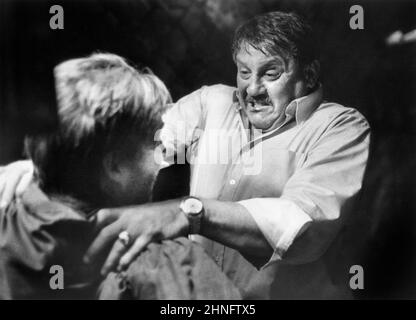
left=246, top=101, right=269, bottom=111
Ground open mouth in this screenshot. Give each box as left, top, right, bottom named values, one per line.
left=247, top=101, right=271, bottom=112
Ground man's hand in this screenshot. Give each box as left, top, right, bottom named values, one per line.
left=0, top=160, right=34, bottom=209
left=84, top=199, right=189, bottom=276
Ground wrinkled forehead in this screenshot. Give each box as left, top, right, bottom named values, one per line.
left=235, top=41, right=292, bottom=69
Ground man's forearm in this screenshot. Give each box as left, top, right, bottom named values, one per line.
left=199, top=199, right=273, bottom=262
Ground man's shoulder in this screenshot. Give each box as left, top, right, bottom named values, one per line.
left=203, top=83, right=236, bottom=95
left=311, top=101, right=370, bottom=131
left=0, top=185, right=86, bottom=243
left=174, top=84, right=236, bottom=111
left=0, top=185, right=95, bottom=298
left=200, top=84, right=236, bottom=105
left=0, top=184, right=90, bottom=258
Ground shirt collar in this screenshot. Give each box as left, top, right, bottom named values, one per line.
left=233, top=85, right=323, bottom=126
left=286, top=85, right=323, bottom=124
left=20, top=182, right=96, bottom=220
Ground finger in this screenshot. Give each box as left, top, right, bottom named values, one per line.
left=94, top=208, right=123, bottom=232
left=118, top=235, right=151, bottom=270
left=83, top=221, right=123, bottom=264
left=15, top=170, right=34, bottom=197
left=100, top=239, right=129, bottom=276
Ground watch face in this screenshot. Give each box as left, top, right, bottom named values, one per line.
left=183, top=198, right=203, bottom=215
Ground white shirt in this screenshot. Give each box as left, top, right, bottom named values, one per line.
left=159, top=84, right=370, bottom=298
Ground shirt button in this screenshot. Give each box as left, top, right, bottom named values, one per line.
left=229, top=179, right=236, bottom=185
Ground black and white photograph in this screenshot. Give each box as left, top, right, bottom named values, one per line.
left=0, top=0, right=415, bottom=303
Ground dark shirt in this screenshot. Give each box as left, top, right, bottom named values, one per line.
left=0, top=183, right=241, bottom=299
left=98, top=237, right=241, bottom=300
left=0, top=183, right=98, bottom=299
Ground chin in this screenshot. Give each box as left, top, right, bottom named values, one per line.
left=248, top=116, right=274, bottom=130
left=251, top=122, right=268, bottom=130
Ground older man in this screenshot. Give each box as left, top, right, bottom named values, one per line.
left=0, top=12, right=370, bottom=299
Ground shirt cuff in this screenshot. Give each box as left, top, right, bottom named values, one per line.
left=238, top=198, right=312, bottom=269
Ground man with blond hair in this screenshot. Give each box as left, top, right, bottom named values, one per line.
left=0, top=53, right=171, bottom=298
left=0, top=53, right=241, bottom=299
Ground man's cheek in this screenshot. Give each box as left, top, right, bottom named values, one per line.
left=236, top=79, right=248, bottom=97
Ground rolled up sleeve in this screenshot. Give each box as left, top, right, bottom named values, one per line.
left=240, top=109, right=370, bottom=268
left=239, top=197, right=312, bottom=265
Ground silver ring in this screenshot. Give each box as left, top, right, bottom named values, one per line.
left=118, top=231, right=130, bottom=247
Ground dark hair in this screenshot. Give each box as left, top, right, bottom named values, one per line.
left=232, top=11, right=318, bottom=68
left=25, top=53, right=171, bottom=205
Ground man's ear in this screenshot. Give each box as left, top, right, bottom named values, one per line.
left=304, top=60, right=320, bottom=90
left=102, top=152, right=126, bottom=183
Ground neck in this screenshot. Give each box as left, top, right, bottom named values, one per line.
left=39, top=168, right=109, bottom=211
left=262, top=113, right=288, bottom=133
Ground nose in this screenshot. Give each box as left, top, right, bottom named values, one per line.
left=246, top=77, right=266, bottom=98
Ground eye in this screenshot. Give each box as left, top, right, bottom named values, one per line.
left=264, top=71, right=281, bottom=80
left=239, top=69, right=251, bottom=80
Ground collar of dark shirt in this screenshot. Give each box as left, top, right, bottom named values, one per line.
left=15, top=182, right=101, bottom=294
left=232, top=84, right=324, bottom=130
left=20, top=182, right=98, bottom=222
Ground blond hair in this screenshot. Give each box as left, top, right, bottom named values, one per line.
left=54, top=53, right=171, bottom=144
left=26, top=53, right=171, bottom=199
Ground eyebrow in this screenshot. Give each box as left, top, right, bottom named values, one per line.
left=259, top=59, right=284, bottom=71
left=236, top=57, right=285, bottom=71
left=235, top=58, right=249, bottom=68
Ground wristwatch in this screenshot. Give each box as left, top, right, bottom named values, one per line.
left=179, top=196, right=204, bottom=235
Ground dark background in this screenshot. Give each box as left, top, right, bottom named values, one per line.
left=0, top=0, right=415, bottom=298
